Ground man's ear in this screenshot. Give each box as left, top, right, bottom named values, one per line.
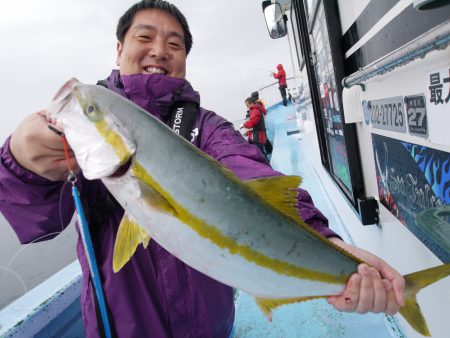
left=116, top=41, right=122, bottom=66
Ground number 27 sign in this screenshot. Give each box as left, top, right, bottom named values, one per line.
left=405, top=94, right=428, bottom=137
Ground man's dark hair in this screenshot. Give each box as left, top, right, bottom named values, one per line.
left=116, top=0, right=193, bottom=55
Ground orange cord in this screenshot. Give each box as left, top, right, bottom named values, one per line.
left=61, top=135, right=73, bottom=173
left=61, top=135, right=77, bottom=184
left=47, top=124, right=73, bottom=175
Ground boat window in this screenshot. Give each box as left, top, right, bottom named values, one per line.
left=311, top=3, right=353, bottom=193
left=295, top=0, right=365, bottom=205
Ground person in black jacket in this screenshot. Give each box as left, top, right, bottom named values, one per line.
left=240, top=97, right=269, bottom=159
left=250, top=91, right=273, bottom=155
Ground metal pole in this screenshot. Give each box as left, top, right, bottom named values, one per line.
left=342, top=21, right=450, bottom=89
left=285, top=18, right=298, bottom=89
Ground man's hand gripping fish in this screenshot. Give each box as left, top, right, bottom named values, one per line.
left=48, top=79, right=450, bottom=337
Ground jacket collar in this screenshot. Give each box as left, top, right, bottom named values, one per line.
left=101, top=70, right=200, bottom=121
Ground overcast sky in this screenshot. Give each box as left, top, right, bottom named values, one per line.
left=0, top=0, right=295, bottom=141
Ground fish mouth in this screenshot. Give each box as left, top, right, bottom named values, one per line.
left=47, top=78, right=80, bottom=127
left=52, top=78, right=79, bottom=102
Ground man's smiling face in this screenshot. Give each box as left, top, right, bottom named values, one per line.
left=116, top=9, right=187, bottom=79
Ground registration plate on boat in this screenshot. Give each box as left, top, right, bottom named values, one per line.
left=405, top=94, right=428, bottom=137
left=369, top=96, right=406, bottom=133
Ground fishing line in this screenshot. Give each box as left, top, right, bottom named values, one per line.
left=59, top=180, right=71, bottom=233
left=1, top=171, right=76, bottom=309
left=0, top=231, right=64, bottom=310
left=0, top=125, right=82, bottom=311
left=252, top=67, right=273, bottom=74
left=0, top=266, right=27, bottom=310
left=1, top=128, right=74, bottom=310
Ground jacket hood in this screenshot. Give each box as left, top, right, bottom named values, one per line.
left=258, top=104, right=267, bottom=115
left=250, top=103, right=265, bottom=113
left=100, top=70, right=200, bottom=121
left=277, top=64, right=284, bottom=70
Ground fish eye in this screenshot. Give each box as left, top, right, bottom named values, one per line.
left=84, top=103, right=103, bottom=122
left=86, top=104, right=97, bottom=114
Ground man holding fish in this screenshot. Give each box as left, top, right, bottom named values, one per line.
left=2, top=1, right=429, bottom=337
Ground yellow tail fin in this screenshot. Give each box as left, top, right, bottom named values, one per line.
left=254, top=264, right=450, bottom=336
left=400, top=263, right=450, bottom=336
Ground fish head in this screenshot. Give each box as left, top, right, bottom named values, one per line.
left=48, top=78, right=136, bottom=180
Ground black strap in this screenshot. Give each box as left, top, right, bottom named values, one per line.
left=98, top=80, right=198, bottom=142
left=168, top=101, right=198, bottom=142
left=96, top=80, right=108, bottom=88
left=86, top=194, right=121, bottom=234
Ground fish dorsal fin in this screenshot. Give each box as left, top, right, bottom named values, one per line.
left=245, top=175, right=302, bottom=221
left=113, top=212, right=151, bottom=273
left=255, top=295, right=325, bottom=321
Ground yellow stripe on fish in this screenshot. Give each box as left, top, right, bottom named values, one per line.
left=95, top=119, right=132, bottom=165
left=128, top=161, right=348, bottom=285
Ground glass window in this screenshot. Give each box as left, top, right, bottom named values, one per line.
left=311, top=3, right=353, bottom=193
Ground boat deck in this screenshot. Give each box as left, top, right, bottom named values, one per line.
left=232, top=102, right=406, bottom=337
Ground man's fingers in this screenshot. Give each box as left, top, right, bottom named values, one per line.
left=383, top=280, right=400, bottom=315
left=392, top=277, right=406, bottom=307
left=26, top=113, right=64, bottom=149
left=369, top=267, right=386, bottom=313
left=36, top=109, right=50, bottom=120
left=376, top=258, right=405, bottom=307
left=332, top=273, right=362, bottom=312
left=355, top=264, right=374, bottom=314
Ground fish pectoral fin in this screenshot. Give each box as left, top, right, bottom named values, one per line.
left=255, top=295, right=324, bottom=321
left=131, top=161, right=177, bottom=216
left=113, top=212, right=151, bottom=273
left=245, top=175, right=302, bottom=221
left=400, top=263, right=450, bottom=337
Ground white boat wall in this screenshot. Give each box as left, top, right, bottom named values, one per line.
left=265, top=0, right=450, bottom=337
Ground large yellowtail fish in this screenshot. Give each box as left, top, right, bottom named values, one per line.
left=49, top=79, right=450, bottom=336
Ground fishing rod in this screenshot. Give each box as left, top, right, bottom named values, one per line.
left=49, top=125, right=113, bottom=338
left=253, top=68, right=274, bottom=75
left=72, top=181, right=113, bottom=338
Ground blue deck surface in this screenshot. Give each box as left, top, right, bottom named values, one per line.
left=232, top=103, right=406, bottom=338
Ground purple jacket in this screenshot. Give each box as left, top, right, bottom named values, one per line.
left=0, top=70, right=335, bottom=338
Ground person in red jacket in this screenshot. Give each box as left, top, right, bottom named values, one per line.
left=251, top=91, right=273, bottom=155
left=273, top=63, right=288, bottom=106
left=240, top=97, right=268, bottom=158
